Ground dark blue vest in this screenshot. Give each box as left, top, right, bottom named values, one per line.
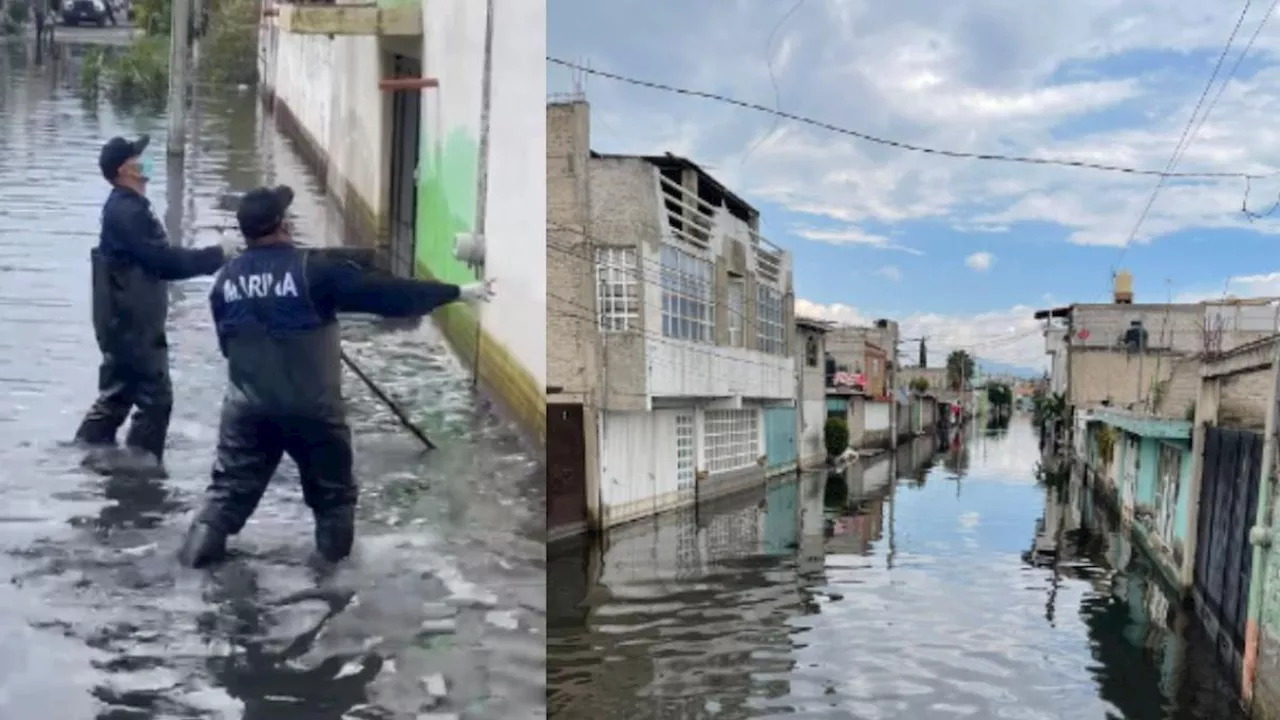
left=211, top=246, right=344, bottom=421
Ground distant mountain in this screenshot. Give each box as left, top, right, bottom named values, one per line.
left=975, top=359, right=1042, bottom=379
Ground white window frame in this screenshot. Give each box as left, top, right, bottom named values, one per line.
left=660, top=244, right=713, bottom=343
left=595, top=246, right=640, bottom=332
left=727, top=278, right=745, bottom=347
left=704, top=409, right=760, bottom=475
left=756, top=284, right=784, bottom=355
left=675, top=413, right=695, bottom=490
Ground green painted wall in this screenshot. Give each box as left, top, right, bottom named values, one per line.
left=415, top=127, right=480, bottom=284
left=1137, top=438, right=1159, bottom=507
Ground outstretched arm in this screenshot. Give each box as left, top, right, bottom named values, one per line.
left=310, top=257, right=463, bottom=318
left=108, top=201, right=225, bottom=281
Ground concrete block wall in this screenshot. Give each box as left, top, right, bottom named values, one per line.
left=546, top=102, right=596, bottom=404
left=1070, top=304, right=1204, bottom=353
left=898, top=367, right=948, bottom=393
left=587, top=158, right=658, bottom=410
left=1220, top=369, right=1272, bottom=430
left=1069, top=348, right=1198, bottom=419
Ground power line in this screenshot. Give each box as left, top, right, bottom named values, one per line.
left=551, top=222, right=1043, bottom=354
left=1110, top=0, right=1263, bottom=277
left=546, top=57, right=1273, bottom=181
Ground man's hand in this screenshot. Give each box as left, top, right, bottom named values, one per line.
left=459, top=278, right=496, bottom=303
left=218, top=238, right=243, bottom=262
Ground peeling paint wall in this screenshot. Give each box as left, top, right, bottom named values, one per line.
left=418, top=0, right=546, bottom=436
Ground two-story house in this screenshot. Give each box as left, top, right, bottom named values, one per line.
left=547, top=100, right=796, bottom=541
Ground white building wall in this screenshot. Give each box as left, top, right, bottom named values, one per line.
left=799, top=399, right=825, bottom=466
left=600, top=409, right=693, bottom=526
left=600, top=403, right=769, bottom=527
left=866, top=401, right=890, bottom=432
left=646, top=339, right=794, bottom=400
left=427, top=0, right=546, bottom=387
left=269, top=32, right=386, bottom=219
left=1045, top=328, right=1067, bottom=395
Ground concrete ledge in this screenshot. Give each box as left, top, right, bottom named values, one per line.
left=277, top=3, right=422, bottom=36
left=1204, top=336, right=1276, bottom=378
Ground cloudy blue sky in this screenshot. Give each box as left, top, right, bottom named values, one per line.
left=548, top=0, right=1280, bottom=370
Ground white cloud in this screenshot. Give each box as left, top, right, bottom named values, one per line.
left=793, top=226, right=924, bottom=255
left=551, top=1, right=1280, bottom=361
left=877, top=265, right=903, bottom=281
left=1175, top=271, right=1280, bottom=302
left=795, top=269, right=1280, bottom=371
left=965, top=251, right=994, bottom=271
left=553, top=0, right=1280, bottom=246
left=795, top=298, right=1047, bottom=369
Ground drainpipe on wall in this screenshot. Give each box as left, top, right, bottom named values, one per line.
left=468, top=0, right=496, bottom=387
left=1243, top=337, right=1280, bottom=706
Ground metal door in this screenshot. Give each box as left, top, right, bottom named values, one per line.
left=764, top=406, right=797, bottom=472
left=1195, top=426, right=1262, bottom=677
left=548, top=404, right=588, bottom=536
left=386, top=54, right=421, bottom=278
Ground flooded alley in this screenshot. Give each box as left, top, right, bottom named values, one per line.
left=0, top=42, right=544, bottom=718
left=548, top=418, right=1247, bottom=719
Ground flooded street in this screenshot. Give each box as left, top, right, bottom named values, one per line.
left=0, top=43, right=544, bottom=718
left=548, top=419, right=1246, bottom=719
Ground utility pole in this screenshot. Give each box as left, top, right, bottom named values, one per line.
left=166, top=0, right=192, bottom=156
left=889, top=343, right=899, bottom=453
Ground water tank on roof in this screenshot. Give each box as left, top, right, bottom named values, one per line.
left=1114, top=270, right=1133, bottom=304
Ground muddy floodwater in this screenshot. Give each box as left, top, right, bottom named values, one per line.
left=549, top=420, right=1247, bottom=720
left=0, top=42, right=544, bottom=718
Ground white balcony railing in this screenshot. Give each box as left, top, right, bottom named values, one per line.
left=646, top=337, right=794, bottom=400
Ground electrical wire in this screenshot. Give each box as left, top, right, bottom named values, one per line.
left=546, top=57, right=1273, bottom=181
left=739, top=0, right=808, bottom=170
left=550, top=223, right=1050, bottom=357
left=1110, top=0, right=1261, bottom=275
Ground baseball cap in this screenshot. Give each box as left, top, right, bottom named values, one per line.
left=236, top=185, right=295, bottom=240
left=98, top=134, right=149, bottom=181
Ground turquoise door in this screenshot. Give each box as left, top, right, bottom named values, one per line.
left=765, top=407, right=798, bottom=472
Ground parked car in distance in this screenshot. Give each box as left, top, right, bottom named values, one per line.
left=61, top=0, right=108, bottom=26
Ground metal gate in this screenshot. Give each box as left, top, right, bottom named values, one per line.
left=1195, top=426, right=1262, bottom=667
left=387, top=54, right=422, bottom=278
left=764, top=406, right=797, bottom=472
left=548, top=403, right=588, bottom=538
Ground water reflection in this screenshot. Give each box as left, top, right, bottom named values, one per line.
left=548, top=420, right=1245, bottom=719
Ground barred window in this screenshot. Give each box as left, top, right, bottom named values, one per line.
left=660, top=244, right=713, bottom=343
left=757, top=285, right=784, bottom=355
left=704, top=409, right=759, bottom=474
left=595, top=246, right=639, bottom=332
left=675, top=413, right=695, bottom=490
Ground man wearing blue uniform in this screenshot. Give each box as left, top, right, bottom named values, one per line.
left=178, top=185, right=494, bottom=568
left=75, top=135, right=236, bottom=473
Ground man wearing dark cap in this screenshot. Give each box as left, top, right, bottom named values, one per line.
left=75, top=135, right=239, bottom=474
left=178, top=185, right=494, bottom=568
